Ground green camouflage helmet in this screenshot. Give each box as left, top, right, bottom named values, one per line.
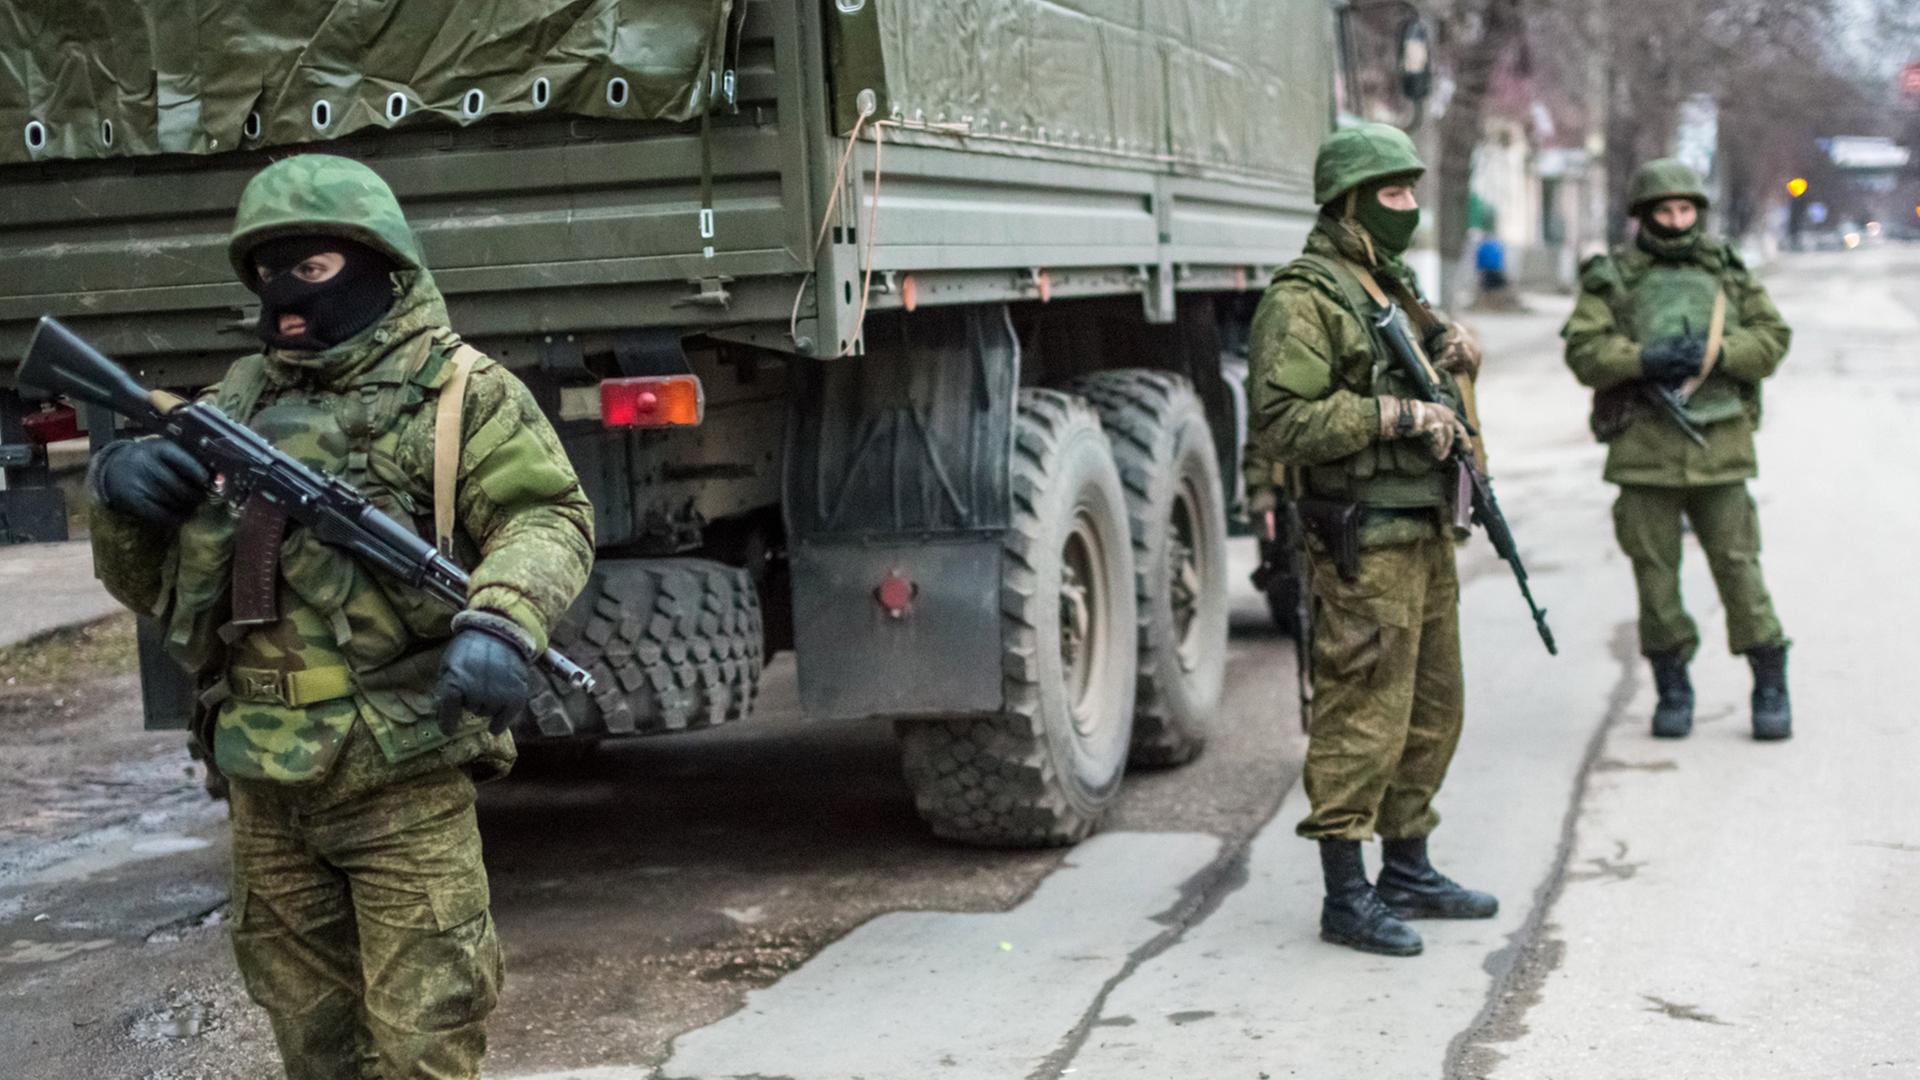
left=227, top=155, right=426, bottom=282
left=1628, top=158, right=1709, bottom=215
left=1313, top=122, right=1426, bottom=206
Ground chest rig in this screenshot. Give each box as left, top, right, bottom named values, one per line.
left=1287, top=253, right=1463, bottom=509
left=1627, top=261, right=1744, bottom=426
left=163, top=331, right=487, bottom=782
left=1596, top=250, right=1753, bottom=430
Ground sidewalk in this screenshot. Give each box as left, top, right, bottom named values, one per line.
left=0, top=539, right=122, bottom=650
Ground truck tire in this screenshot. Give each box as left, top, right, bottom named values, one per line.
left=1068, top=370, right=1228, bottom=768
left=528, top=558, right=763, bottom=738
left=897, top=390, right=1137, bottom=846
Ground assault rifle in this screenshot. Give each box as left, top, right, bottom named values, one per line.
left=1642, top=383, right=1708, bottom=448
left=18, top=316, right=598, bottom=694
left=1643, top=321, right=1710, bottom=448
left=1372, top=303, right=1558, bottom=656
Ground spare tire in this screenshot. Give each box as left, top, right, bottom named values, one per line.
left=527, top=558, right=763, bottom=738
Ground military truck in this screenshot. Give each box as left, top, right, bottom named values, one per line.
left=0, top=0, right=1424, bottom=845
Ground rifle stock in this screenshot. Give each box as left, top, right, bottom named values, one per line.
left=22, top=316, right=166, bottom=420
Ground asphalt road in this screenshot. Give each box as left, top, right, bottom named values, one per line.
left=1, top=243, right=1915, bottom=1079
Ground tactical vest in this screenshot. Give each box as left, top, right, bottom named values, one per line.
left=1593, top=252, right=1758, bottom=430
left=155, top=331, right=498, bottom=783
left=1286, top=253, right=1462, bottom=509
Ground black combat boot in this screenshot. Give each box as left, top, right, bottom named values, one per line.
left=1318, top=840, right=1422, bottom=956
left=1748, top=644, right=1793, bottom=741
left=1648, top=650, right=1694, bottom=738
left=1376, top=837, right=1499, bottom=920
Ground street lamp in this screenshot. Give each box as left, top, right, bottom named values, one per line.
left=1787, top=178, right=1809, bottom=198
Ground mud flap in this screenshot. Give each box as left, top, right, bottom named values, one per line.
left=783, top=306, right=1016, bottom=721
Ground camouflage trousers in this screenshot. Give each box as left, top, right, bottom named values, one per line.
left=1612, top=483, right=1786, bottom=660
left=228, top=724, right=501, bottom=1080
left=1296, top=534, right=1465, bottom=842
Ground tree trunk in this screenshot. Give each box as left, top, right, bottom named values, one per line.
left=1435, top=0, right=1525, bottom=310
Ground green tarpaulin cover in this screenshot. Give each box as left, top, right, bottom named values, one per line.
left=0, top=0, right=731, bottom=164
left=866, top=0, right=1331, bottom=177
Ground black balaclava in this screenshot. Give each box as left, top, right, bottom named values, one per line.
left=249, top=236, right=398, bottom=351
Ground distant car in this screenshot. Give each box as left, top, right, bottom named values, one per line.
left=1800, top=230, right=1848, bottom=252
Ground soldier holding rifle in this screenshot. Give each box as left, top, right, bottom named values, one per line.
left=58, top=155, right=594, bottom=1079
left=1563, top=159, right=1793, bottom=742
left=1247, top=124, right=1516, bottom=958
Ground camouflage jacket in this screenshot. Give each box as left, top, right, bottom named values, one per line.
left=1247, top=221, right=1463, bottom=545
left=90, top=156, right=594, bottom=785
left=1562, top=233, right=1791, bottom=486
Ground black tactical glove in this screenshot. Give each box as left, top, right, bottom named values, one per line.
left=89, top=438, right=211, bottom=526
left=435, top=614, right=536, bottom=736
left=1639, top=334, right=1705, bottom=385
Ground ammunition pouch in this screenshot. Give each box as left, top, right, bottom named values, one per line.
left=1590, top=384, right=1638, bottom=443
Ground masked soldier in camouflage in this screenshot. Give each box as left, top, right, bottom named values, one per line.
left=86, top=155, right=594, bottom=1078
left=1563, top=159, right=1792, bottom=741
left=1247, top=124, right=1495, bottom=958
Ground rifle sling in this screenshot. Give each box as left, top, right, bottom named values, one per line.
left=433, top=345, right=483, bottom=558
left=1679, top=288, right=1727, bottom=403
left=1333, top=256, right=1445, bottom=387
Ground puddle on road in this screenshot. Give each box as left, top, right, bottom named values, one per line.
left=129, top=836, right=212, bottom=856
left=8, top=829, right=218, bottom=891
left=2, top=937, right=113, bottom=963
left=129, top=1001, right=216, bottom=1041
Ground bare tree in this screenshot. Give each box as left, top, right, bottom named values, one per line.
left=1430, top=0, right=1527, bottom=307
left=1524, top=0, right=1872, bottom=242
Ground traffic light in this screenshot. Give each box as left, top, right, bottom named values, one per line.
left=1787, top=178, right=1809, bottom=198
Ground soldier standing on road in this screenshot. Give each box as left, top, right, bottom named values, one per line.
left=85, top=155, right=594, bottom=1078
left=1563, top=159, right=1793, bottom=741
left=1247, top=123, right=1497, bottom=958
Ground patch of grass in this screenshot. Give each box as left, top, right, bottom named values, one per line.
left=0, top=612, right=138, bottom=688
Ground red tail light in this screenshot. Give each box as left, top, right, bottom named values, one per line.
left=22, top=404, right=79, bottom=444
left=600, top=376, right=704, bottom=429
